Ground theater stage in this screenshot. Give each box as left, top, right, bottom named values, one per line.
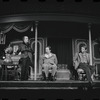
left=1, top=80, right=100, bottom=100
left=0, top=80, right=100, bottom=90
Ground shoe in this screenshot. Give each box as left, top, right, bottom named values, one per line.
left=52, top=76, right=56, bottom=81
left=42, top=72, right=46, bottom=81
left=91, top=81, right=96, bottom=86
left=46, top=77, right=49, bottom=81
left=48, top=73, right=52, bottom=81
left=88, top=81, right=96, bottom=86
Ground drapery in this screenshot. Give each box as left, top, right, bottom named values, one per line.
left=0, top=22, right=32, bottom=33
left=48, top=38, right=73, bottom=68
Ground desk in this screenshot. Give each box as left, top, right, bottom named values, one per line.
left=1, top=62, right=18, bottom=81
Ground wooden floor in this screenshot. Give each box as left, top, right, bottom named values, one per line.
left=0, top=80, right=100, bottom=89
left=0, top=80, right=100, bottom=100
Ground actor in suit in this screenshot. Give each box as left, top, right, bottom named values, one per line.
left=40, top=46, right=58, bottom=81
left=73, top=45, right=95, bottom=83
left=19, top=36, right=33, bottom=81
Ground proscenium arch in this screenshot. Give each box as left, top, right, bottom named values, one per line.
left=0, top=13, right=94, bottom=80
left=0, top=13, right=100, bottom=24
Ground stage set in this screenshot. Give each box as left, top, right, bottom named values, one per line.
left=0, top=1, right=100, bottom=100
left=0, top=19, right=100, bottom=91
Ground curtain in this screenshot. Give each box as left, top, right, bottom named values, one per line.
left=13, top=22, right=32, bottom=32
left=0, top=22, right=32, bottom=33
left=0, top=23, right=14, bottom=33
left=48, top=38, right=73, bottom=68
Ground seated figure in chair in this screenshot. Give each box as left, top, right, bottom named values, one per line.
left=40, top=46, right=58, bottom=81
left=73, top=45, right=95, bottom=83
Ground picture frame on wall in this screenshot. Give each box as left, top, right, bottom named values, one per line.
left=0, top=34, right=6, bottom=44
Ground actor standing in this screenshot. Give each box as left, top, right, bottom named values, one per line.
left=19, top=36, right=33, bottom=81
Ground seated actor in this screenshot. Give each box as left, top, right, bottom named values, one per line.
left=18, top=36, right=34, bottom=81
left=40, top=46, right=58, bottom=81
left=73, top=45, right=95, bottom=83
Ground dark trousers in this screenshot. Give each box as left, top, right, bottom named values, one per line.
left=20, top=57, right=31, bottom=81
left=70, top=66, right=78, bottom=80
left=79, top=63, right=95, bottom=82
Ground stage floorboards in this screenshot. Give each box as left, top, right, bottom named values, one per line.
left=1, top=80, right=100, bottom=99
left=0, top=80, right=100, bottom=89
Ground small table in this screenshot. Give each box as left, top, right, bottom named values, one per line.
left=1, top=62, right=18, bottom=81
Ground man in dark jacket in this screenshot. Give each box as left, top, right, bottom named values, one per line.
left=19, top=36, right=34, bottom=81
